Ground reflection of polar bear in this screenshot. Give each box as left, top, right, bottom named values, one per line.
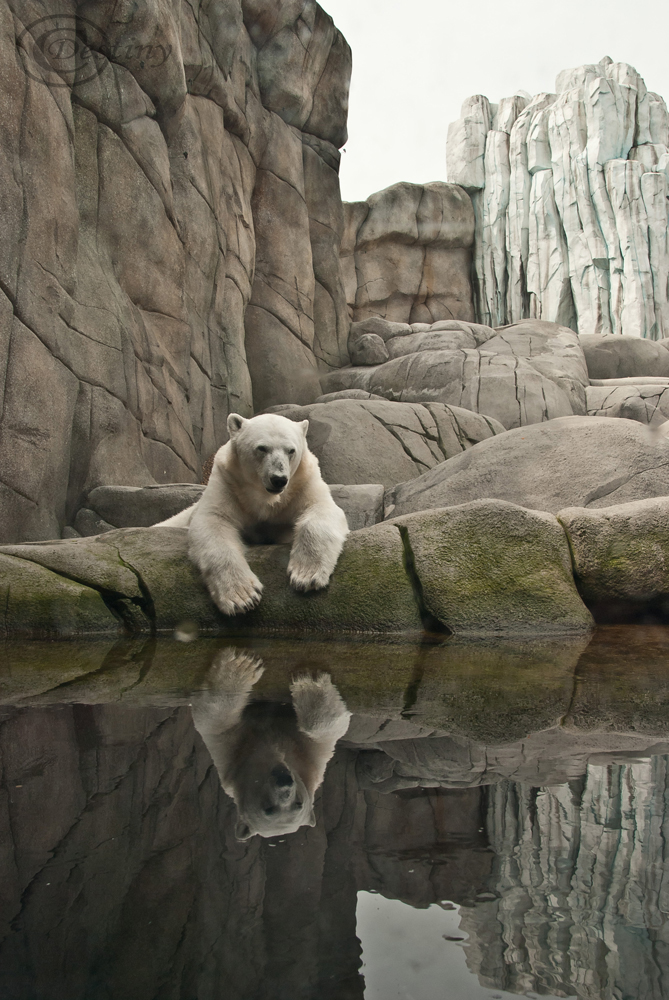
left=159, top=412, right=349, bottom=616
left=191, top=649, right=351, bottom=840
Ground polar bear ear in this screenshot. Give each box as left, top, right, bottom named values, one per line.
left=227, top=413, right=247, bottom=438
left=306, top=806, right=316, bottom=828
left=235, top=818, right=253, bottom=841
left=299, top=419, right=309, bottom=437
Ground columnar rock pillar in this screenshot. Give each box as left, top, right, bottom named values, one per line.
left=447, top=58, right=669, bottom=339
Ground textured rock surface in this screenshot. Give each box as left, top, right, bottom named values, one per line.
left=448, top=58, right=669, bottom=338
left=391, top=501, right=593, bottom=636
left=0, top=0, right=351, bottom=545
left=586, top=382, right=669, bottom=425
left=386, top=415, right=669, bottom=517
left=580, top=333, right=669, bottom=377
left=340, top=182, right=475, bottom=326
left=558, top=496, right=669, bottom=604
left=322, top=320, right=587, bottom=429
left=269, top=399, right=504, bottom=486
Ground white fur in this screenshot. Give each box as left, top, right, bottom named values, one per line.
left=157, top=412, right=349, bottom=616
left=190, top=649, right=351, bottom=840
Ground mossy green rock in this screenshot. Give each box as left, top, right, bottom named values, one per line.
left=391, top=500, right=594, bottom=636
left=0, top=554, right=116, bottom=637
left=240, top=522, right=422, bottom=633
left=558, top=496, right=669, bottom=601
left=0, top=524, right=422, bottom=636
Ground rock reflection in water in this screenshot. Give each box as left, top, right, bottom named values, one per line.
left=463, top=757, right=669, bottom=1000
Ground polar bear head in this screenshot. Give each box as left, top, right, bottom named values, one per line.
left=234, top=760, right=316, bottom=841
left=227, top=413, right=309, bottom=496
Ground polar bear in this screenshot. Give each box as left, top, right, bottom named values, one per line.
left=190, top=648, right=351, bottom=840
left=159, top=412, right=349, bottom=615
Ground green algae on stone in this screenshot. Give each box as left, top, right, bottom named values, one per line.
left=0, top=554, right=118, bottom=637
left=0, top=523, right=423, bottom=637
left=391, top=500, right=594, bottom=636
left=558, top=496, right=669, bottom=602
left=237, top=522, right=423, bottom=633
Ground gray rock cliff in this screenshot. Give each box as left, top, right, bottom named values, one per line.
left=0, top=0, right=351, bottom=543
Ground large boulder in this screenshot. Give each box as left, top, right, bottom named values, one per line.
left=391, top=501, right=593, bottom=636
left=386, top=416, right=669, bottom=518
left=580, top=334, right=669, bottom=379
left=340, top=182, right=475, bottom=325
left=269, top=399, right=504, bottom=487
left=558, top=496, right=669, bottom=607
left=323, top=320, right=588, bottom=429
left=84, top=484, right=206, bottom=528
left=321, top=350, right=575, bottom=430
left=484, top=320, right=589, bottom=414
left=69, top=482, right=385, bottom=535
left=586, top=382, right=669, bottom=425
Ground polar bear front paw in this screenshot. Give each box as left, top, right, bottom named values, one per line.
left=290, top=673, right=351, bottom=740
left=208, top=571, right=264, bottom=615
left=288, top=559, right=332, bottom=592
left=207, top=648, right=265, bottom=691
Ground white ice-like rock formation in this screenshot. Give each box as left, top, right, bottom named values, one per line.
left=447, top=58, right=669, bottom=339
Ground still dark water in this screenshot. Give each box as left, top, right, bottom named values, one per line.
left=2, top=626, right=669, bottom=1000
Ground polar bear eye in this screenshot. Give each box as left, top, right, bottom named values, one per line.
left=264, top=806, right=278, bottom=816
left=256, top=445, right=269, bottom=454
left=287, top=448, right=296, bottom=457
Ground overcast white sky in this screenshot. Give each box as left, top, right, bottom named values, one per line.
left=321, top=0, right=669, bottom=203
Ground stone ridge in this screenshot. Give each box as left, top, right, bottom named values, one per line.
left=0, top=496, right=604, bottom=638
left=0, top=0, right=352, bottom=545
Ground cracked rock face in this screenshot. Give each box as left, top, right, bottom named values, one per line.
left=323, top=319, right=588, bottom=430
left=269, top=399, right=504, bottom=487
left=0, top=0, right=351, bottom=545
left=387, top=415, right=669, bottom=518
left=447, top=58, right=669, bottom=338
left=340, top=181, right=476, bottom=326
left=586, top=382, right=669, bottom=425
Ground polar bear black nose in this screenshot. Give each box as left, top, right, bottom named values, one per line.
left=270, top=764, right=294, bottom=787
left=269, top=474, right=288, bottom=491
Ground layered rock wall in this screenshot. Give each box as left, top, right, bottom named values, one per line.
left=447, top=58, right=669, bottom=339
left=0, top=0, right=351, bottom=543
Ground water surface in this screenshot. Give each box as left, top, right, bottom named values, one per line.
left=1, top=627, right=668, bottom=999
